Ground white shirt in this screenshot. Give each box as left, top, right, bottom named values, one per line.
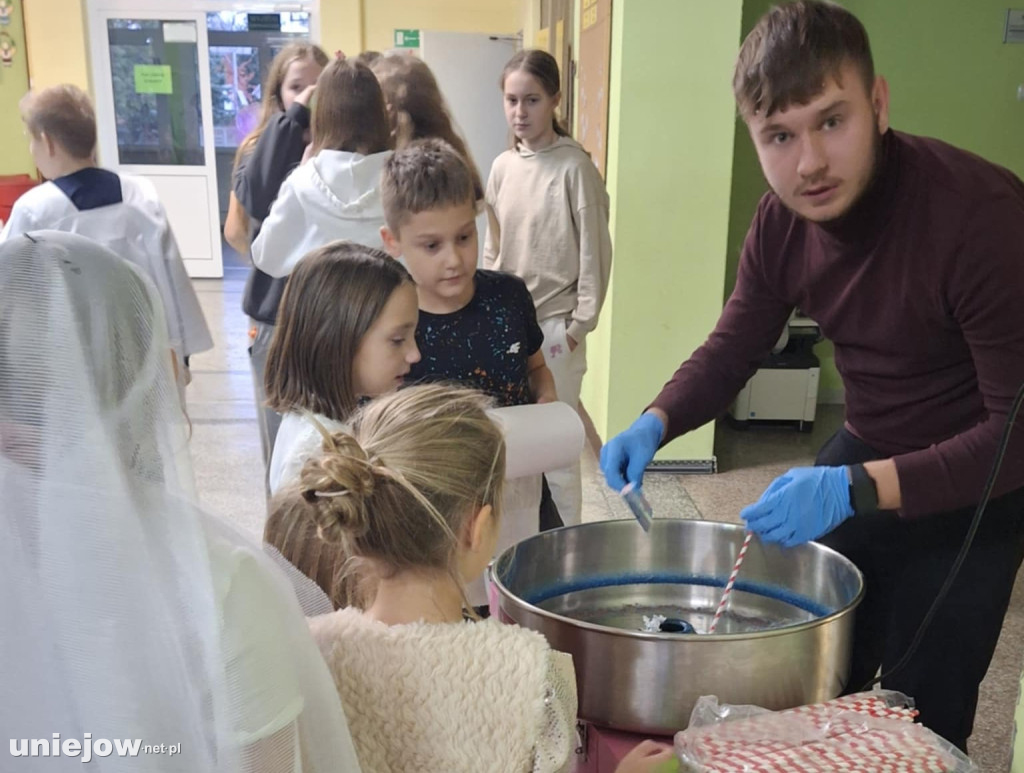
left=0, top=173, right=213, bottom=362
left=205, top=524, right=363, bottom=772
left=269, top=412, right=351, bottom=495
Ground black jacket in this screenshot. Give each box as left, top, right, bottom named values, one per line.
left=234, top=102, right=310, bottom=324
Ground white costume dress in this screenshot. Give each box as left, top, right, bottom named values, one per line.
left=0, top=169, right=213, bottom=372
left=0, top=231, right=360, bottom=772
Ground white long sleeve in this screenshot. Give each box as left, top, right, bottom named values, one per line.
left=250, top=171, right=316, bottom=278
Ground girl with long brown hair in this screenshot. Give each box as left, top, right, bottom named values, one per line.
left=261, top=240, right=420, bottom=495
left=370, top=53, right=483, bottom=199
left=251, top=58, right=395, bottom=278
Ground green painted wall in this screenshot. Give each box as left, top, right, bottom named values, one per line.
left=725, top=0, right=1024, bottom=402
left=847, top=0, right=1024, bottom=180
left=584, top=0, right=743, bottom=461
left=723, top=0, right=775, bottom=303
left=0, top=0, right=34, bottom=176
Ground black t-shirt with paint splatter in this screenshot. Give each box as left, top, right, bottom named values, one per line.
left=406, top=270, right=544, bottom=407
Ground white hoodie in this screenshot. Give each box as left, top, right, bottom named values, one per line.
left=252, top=149, right=392, bottom=278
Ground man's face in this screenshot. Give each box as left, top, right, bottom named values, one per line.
left=747, top=62, right=889, bottom=223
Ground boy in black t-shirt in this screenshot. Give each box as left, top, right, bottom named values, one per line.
left=380, top=139, right=556, bottom=408
left=380, top=139, right=562, bottom=559
left=407, top=269, right=546, bottom=406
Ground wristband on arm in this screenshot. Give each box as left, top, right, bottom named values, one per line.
left=847, top=463, right=879, bottom=516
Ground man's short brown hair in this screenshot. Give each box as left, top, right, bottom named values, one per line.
left=380, top=138, right=477, bottom=234
left=733, top=1, right=874, bottom=119
left=19, top=85, right=97, bottom=160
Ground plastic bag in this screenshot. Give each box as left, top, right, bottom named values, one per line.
left=673, top=691, right=976, bottom=772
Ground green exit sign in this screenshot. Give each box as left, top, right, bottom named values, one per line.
left=394, top=28, right=420, bottom=48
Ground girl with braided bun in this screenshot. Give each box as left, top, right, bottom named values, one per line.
left=287, top=384, right=577, bottom=772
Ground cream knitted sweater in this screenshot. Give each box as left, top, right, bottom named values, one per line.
left=309, top=608, right=578, bottom=772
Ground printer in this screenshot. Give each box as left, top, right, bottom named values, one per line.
left=728, top=312, right=822, bottom=432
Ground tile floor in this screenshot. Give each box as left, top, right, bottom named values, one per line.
left=188, top=272, right=1023, bottom=771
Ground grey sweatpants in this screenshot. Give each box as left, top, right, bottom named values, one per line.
left=249, top=320, right=282, bottom=478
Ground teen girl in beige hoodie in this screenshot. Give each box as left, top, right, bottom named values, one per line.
left=484, top=49, right=612, bottom=526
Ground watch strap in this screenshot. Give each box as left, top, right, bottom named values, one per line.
left=848, top=463, right=879, bottom=516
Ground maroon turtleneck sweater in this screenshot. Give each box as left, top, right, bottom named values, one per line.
left=651, top=130, right=1024, bottom=517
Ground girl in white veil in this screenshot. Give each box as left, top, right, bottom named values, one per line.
left=0, top=231, right=361, bottom=772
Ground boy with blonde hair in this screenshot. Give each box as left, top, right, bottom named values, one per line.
left=2, top=84, right=212, bottom=383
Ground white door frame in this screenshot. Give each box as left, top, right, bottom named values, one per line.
left=86, top=0, right=319, bottom=278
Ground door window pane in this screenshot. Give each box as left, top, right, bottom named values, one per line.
left=108, top=19, right=204, bottom=165
left=209, top=46, right=260, bottom=147
left=204, top=10, right=311, bottom=224
left=205, top=12, right=310, bottom=149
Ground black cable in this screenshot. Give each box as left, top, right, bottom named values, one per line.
left=859, top=379, right=1024, bottom=692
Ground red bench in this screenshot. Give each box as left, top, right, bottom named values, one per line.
left=0, top=174, right=39, bottom=224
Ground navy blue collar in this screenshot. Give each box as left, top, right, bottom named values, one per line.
left=52, top=168, right=123, bottom=211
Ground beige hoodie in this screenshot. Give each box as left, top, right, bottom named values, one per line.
left=483, top=136, right=612, bottom=343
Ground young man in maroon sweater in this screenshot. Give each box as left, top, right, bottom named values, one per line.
left=601, top=0, right=1024, bottom=752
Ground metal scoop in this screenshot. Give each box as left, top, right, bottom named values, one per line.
left=621, top=482, right=653, bottom=532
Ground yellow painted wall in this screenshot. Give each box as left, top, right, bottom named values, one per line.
left=319, top=0, right=364, bottom=60
left=22, top=0, right=90, bottom=93
left=18, top=0, right=518, bottom=124
left=521, top=0, right=540, bottom=47
left=360, top=0, right=520, bottom=53
left=0, top=0, right=34, bottom=176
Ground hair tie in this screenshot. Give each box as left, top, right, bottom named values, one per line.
left=315, top=489, right=350, bottom=499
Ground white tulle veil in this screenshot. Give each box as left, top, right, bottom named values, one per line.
left=0, top=231, right=359, bottom=772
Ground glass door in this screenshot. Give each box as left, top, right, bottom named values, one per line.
left=205, top=11, right=312, bottom=232
left=90, top=9, right=222, bottom=277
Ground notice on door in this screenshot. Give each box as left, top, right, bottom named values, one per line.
left=134, top=64, right=173, bottom=95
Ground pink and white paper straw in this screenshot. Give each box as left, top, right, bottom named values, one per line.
left=708, top=531, right=753, bottom=634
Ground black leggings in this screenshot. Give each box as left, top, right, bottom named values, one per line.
left=816, top=428, right=1024, bottom=751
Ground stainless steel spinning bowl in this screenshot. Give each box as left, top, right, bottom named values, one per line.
left=490, top=519, right=864, bottom=735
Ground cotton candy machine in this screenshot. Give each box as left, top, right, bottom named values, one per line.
left=489, top=519, right=863, bottom=736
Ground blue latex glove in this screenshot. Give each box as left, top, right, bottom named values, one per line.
left=740, top=466, right=855, bottom=547
left=600, top=412, right=665, bottom=491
